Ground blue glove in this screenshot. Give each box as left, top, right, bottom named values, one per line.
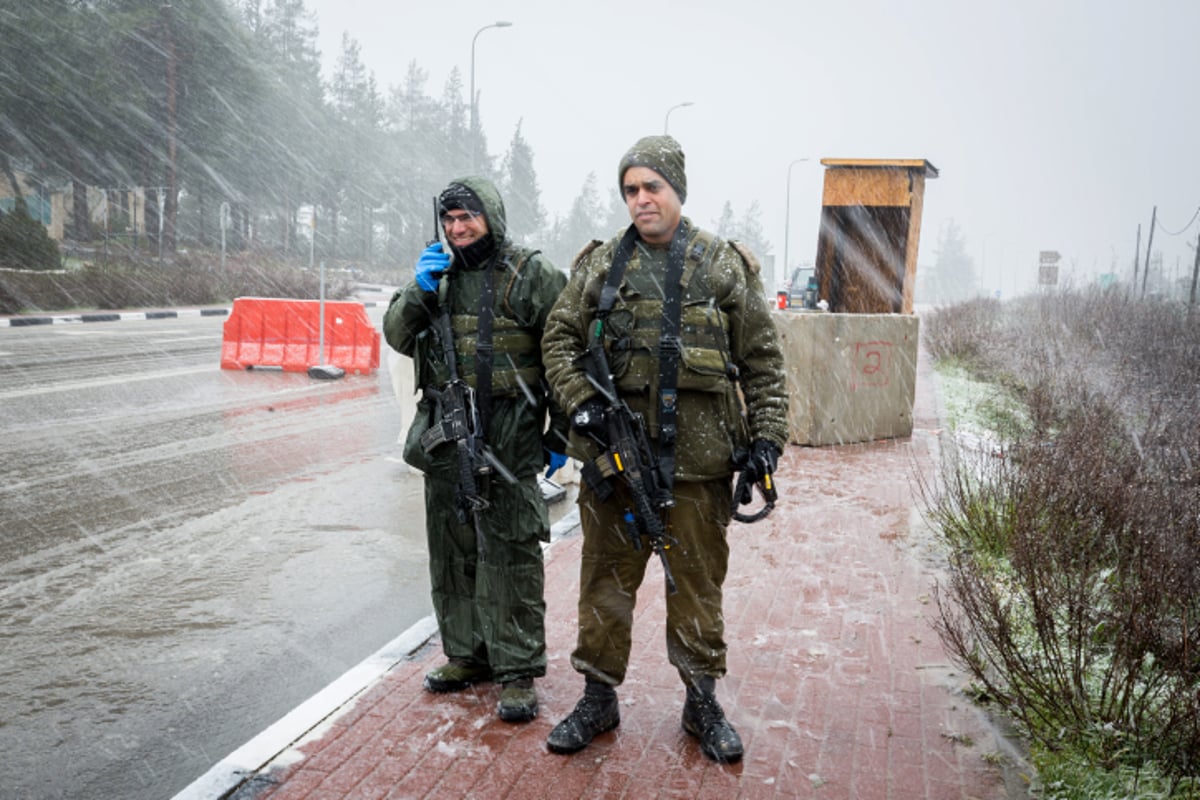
left=415, top=243, right=451, bottom=292
left=545, top=450, right=568, bottom=479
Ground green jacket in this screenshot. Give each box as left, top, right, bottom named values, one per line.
left=383, top=176, right=568, bottom=481
left=542, top=218, right=788, bottom=482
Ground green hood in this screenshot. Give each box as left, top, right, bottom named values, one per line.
left=446, top=175, right=507, bottom=244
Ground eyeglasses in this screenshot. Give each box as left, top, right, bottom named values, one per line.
left=440, top=209, right=482, bottom=226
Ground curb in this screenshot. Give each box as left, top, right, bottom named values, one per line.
left=171, top=616, right=441, bottom=800
left=0, top=301, right=385, bottom=328
left=171, top=508, right=581, bottom=800
left=0, top=307, right=231, bottom=327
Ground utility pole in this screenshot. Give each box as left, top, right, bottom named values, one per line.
left=1188, top=228, right=1199, bottom=323
left=161, top=4, right=178, bottom=257
left=1132, top=223, right=1141, bottom=292
left=1141, top=206, right=1156, bottom=298
left=783, top=158, right=809, bottom=294
left=469, top=22, right=512, bottom=173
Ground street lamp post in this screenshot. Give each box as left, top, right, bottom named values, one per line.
left=470, top=20, right=513, bottom=172
left=663, top=101, right=694, bottom=134
left=782, top=158, right=810, bottom=292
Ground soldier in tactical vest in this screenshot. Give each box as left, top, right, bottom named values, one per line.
left=541, top=136, right=789, bottom=762
left=382, top=176, right=568, bottom=723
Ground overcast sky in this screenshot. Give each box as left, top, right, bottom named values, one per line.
left=306, top=0, right=1199, bottom=297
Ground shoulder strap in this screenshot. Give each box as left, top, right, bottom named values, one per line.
left=680, top=228, right=719, bottom=293
left=655, top=223, right=689, bottom=487
left=474, top=255, right=499, bottom=436
left=599, top=222, right=688, bottom=489
left=500, top=247, right=537, bottom=319
left=598, top=226, right=640, bottom=317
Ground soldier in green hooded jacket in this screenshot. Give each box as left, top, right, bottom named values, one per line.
left=382, top=176, right=568, bottom=723
left=541, top=136, right=789, bottom=762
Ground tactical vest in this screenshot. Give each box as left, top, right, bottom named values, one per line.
left=420, top=247, right=544, bottom=397
left=602, top=229, right=741, bottom=430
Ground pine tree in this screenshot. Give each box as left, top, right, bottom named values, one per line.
left=735, top=200, right=771, bottom=259
left=244, top=0, right=331, bottom=254
left=329, top=33, right=385, bottom=261
left=500, top=121, right=544, bottom=244
left=0, top=205, right=61, bottom=271
left=164, top=1, right=266, bottom=250
left=929, top=219, right=978, bottom=304
left=440, top=68, right=471, bottom=178
left=382, top=60, right=445, bottom=267
left=544, top=172, right=603, bottom=269
left=602, top=191, right=629, bottom=237
left=714, top=201, right=736, bottom=238
left=0, top=1, right=130, bottom=239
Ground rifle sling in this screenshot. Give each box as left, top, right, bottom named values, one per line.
left=474, top=256, right=498, bottom=437
left=599, top=223, right=688, bottom=493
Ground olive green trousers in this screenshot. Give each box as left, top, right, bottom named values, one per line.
left=424, top=474, right=549, bottom=683
left=570, top=477, right=733, bottom=687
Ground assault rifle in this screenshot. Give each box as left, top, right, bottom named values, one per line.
left=417, top=198, right=513, bottom=561
left=578, top=319, right=678, bottom=594
left=418, top=323, right=515, bottom=562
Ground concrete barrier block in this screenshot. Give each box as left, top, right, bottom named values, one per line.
left=773, top=311, right=919, bottom=446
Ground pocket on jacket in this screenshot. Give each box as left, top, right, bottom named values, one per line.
left=402, top=398, right=438, bottom=473
left=677, top=345, right=731, bottom=391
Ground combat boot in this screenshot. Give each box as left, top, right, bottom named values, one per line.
left=497, top=677, right=538, bottom=722
left=546, top=681, right=620, bottom=754
left=422, top=659, right=491, bottom=693
left=681, top=677, right=743, bottom=763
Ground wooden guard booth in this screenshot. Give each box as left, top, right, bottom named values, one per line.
left=813, top=159, right=938, bottom=314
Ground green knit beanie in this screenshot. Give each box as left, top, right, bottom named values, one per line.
left=618, top=134, right=687, bottom=204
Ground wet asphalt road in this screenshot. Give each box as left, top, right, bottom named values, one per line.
left=0, top=306, right=460, bottom=799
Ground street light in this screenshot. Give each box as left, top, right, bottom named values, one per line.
left=782, top=158, right=810, bottom=292
left=663, top=101, right=693, bottom=134
left=470, top=20, right=513, bottom=171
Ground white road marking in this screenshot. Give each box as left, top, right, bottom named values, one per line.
left=0, top=365, right=214, bottom=400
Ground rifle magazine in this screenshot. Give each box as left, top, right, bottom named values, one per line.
left=580, top=459, right=616, bottom=502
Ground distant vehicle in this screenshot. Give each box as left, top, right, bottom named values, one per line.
left=785, top=266, right=818, bottom=309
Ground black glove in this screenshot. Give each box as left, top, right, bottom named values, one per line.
left=749, top=439, right=781, bottom=481
left=570, top=396, right=608, bottom=442
left=733, top=439, right=781, bottom=522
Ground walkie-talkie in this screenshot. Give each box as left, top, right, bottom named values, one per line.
left=430, top=197, right=455, bottom=274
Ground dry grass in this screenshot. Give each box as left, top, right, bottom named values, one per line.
left=924, top=288, right=1200, bottom=796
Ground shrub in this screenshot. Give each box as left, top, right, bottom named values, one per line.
left=0, top=204, right=61, bottom=271
left=0, top=250, right=354, bottom=314
left=922, top=296, right=1001, bottom=366
left=925, top=288, right=1200, bottom=794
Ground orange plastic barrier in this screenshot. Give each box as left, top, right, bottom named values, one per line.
left=220, top=297, right=381, bottom=374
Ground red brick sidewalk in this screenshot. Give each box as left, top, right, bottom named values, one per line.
left=226, top=349, right=1017, bottom=800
